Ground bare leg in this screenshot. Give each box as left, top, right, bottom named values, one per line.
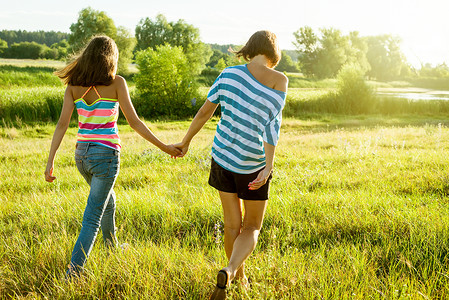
left=221, top=199, right=268, bottom=281
left=211, top=198, right=267, bottom=299
left=218, top=191, right=245, bottom=280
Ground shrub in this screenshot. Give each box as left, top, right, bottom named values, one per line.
left=333, top=63, right=376, bottom=114
left=134, top=44, right=200, bottom=118
left=4, top=42, right=45, bottom=59
left=197, top=67, right=221, bottom=87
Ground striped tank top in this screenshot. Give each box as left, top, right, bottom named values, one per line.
left=74, top=86, right=121, bottom=150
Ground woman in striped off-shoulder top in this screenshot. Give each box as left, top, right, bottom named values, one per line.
left=175, top=30, right=288, bottom=299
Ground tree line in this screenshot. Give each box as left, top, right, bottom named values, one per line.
left=0, top=7, right=447, bottom=83
left=0, top=30, right=68, bottom=46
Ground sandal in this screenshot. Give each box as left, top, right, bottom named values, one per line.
left=209, top=269, right=229, bottom=300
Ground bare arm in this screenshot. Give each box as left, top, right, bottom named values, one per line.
left=45, top=86, right=75, bottom=182
left=116, top=76, right=181, bottom=157
left=175, top=100, right=219, bottom=156
left=248, top=142, right=276, bottom=190
left=248, top=71, right=287, bottom=190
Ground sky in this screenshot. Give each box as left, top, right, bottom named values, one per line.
left=0, top=0, right=448, bottom=68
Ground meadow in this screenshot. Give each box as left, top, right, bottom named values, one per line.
left=2, top=60, right=449, bottom=299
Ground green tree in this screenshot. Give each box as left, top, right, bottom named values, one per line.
left=135, top=14, right=211, bottom=75
left=115, top=26, right=136, bottom=75
left=0, top=39, right=7, bottom=56
left=50, top=39, right=69, bottom=59
left=346, top=31, right=370, bottom=74
left=214, top=58, right=227, bottom=72
left=294, top=27, right=370, bottom=78
left=206, top=49, right=228, bottom=67
left=134, top=44, right=198, bottom=117
left=0, top=30, right=68, bottom=46
left=275, top=51, right=300, bottom=73
left=293, top=26, right=317, bottom=77
left=314, top=28, right=348, bottom=78
left=68, top=7, right=117, bottom=52
left=69, top=7, right=135, bottom=75
left=420, top=63, right=449, bottom=78
left=366, top=35, right=406, bottom=81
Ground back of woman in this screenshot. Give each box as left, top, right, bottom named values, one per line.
left=45, top=35, right=180, bottom=279
left=174, top=30, right=288, bottom=299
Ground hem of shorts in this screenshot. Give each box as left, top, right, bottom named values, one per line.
left=238, top=195, right=269, bottom=201
left=209, top=178, right=269, bottom=201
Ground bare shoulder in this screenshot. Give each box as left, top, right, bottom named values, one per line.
left=109, top=75, right=129, bottom=95
left=270, top=69, right=288, bottom=92
left=111, top=75, right=127, bottom=87
left=66, top=84, right=82, bottom=99
left=65, top=85, right=76, bottom=99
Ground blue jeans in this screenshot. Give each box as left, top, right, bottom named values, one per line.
left=67, top=143, right=120, bottom=277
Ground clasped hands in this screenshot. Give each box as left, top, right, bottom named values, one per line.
left=163, top=140, right=189, bottom=159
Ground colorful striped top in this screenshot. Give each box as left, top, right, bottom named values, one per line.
left=74, top=86, right=121, bottom=151
left=208, top=64, right=286, bottom=174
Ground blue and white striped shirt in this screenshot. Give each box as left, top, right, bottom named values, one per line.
left=208, top=64, right=286, bottom=174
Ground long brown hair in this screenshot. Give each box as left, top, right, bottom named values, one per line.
left=55, top=36, right=118, bottom=86
left=234, top=30, right=281, bottom=68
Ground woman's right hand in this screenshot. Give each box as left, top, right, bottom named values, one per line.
left=248, top=168, right=272, bottom=190
left=162, top=144, right=183, bottom=158
left=173, top=141, right=189, bottom=158
left=44, top=163, right=56, bottom=182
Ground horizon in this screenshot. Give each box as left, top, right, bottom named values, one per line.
left=1, top=0, right=448, bottom=68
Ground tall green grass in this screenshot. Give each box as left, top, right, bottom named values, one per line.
left=0, top=65, right=63, bottom=88
left=286, top=72, right=337, bottom=89
left=2, top=119, right=449, bottom=298
left=0, top=87, right=66, bottom=123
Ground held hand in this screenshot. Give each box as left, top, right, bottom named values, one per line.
left=44, top=164, right=56, bottom=183
left=173, top=141, right=190, bottom=158
left=162, top=144, right=183, bottom=158
left=248, top=168, right=272, bottom=190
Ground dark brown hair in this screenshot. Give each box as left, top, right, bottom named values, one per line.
left=55, top=36, right=118, bottom=86
left=234, top=30, right=281, bottom=68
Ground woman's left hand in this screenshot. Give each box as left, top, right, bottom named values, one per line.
left=44, top=164, right=56, bottom=182
left=248, top=168, right=272, bottom=190
left=162, top=144, right=183, bottom=158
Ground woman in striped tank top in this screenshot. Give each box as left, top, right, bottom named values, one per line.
left=175, top=31, right=288, bottom=299
left=44, top=36, right=181, bottom=278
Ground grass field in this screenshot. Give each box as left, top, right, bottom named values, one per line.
left=2, top=116, right=449, bottom=299
left=2, top=59, right=449, bottom=298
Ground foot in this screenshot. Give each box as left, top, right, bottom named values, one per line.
left=232, top=275, right=251, bottom=290
left=65, top=264, right=82, bottom=281
left=209, top=269, right=230, bottom=300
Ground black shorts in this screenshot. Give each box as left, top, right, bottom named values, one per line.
left=208, top=158, right=272, bottom=201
